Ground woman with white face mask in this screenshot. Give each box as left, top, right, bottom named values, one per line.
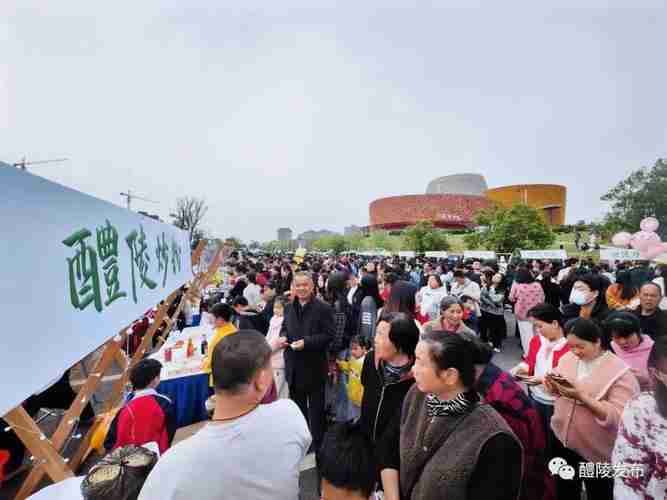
left=561, top=274, right=610, bottom=327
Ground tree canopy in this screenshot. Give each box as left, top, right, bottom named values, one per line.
left=311, top=234, right=347, bottom=254
left=602, top=158, right=667, bottom=238
left=403, top=221, right=450, bottom=252
left=464, top=204, right=556, bottom=253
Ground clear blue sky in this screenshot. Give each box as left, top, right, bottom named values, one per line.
left=3, top=1, right=667, bottom=241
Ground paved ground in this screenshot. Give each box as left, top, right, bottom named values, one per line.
left=2, top=315, right=524, bottom=499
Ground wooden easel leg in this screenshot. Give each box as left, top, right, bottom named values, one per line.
left=10, top=334, right=125, bottom=497
left=105, top=289, right=181, bottom=412
left=3, top=407, right=74, bottom=500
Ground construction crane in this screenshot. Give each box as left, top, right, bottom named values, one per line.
left=120, top=189, right=158, bottom=211
left=12, top=157, right=69, bottom=171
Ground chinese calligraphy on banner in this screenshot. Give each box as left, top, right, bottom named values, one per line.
left=0, top=163, right=191, bottom=417
left=62, top=221, right=185, bottom=311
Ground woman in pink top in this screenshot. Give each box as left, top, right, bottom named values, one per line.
left=510, top=268, right=545, bottom=356
left=544, top=318, right=639, bottom=500
left=604, top=311, right=654, bottom=390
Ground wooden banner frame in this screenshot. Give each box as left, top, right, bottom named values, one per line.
left=1, top=240, right=227, bottom=499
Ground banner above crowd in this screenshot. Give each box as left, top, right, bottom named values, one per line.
left=520, top=249, right=568, bottom=260
left=599, top=248, right=642, bottom=262
left=464, top=250, right=496, bottom=260
left=424, top=251, right=449, bottom=258
left=0, top=164, right=192, bottom=417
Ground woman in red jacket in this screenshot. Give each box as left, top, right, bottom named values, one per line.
left=511, top=303, right=570, bottom=457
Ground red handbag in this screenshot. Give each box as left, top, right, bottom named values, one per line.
left=260, top=379, right=278, bottom=404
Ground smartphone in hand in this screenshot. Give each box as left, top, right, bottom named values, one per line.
left=546, top=373, right=573, bottom=389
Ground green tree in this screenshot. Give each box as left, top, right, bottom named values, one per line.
left=599, top=213, right=633, bottom=239
left=311, top=235, right=348, bottom=254
left=602, top=158, right=667, bottom=238
left=263, top=240, right=291, bottom=252
left=224, top=236, right=242, bottom=249
left=366, top=230, right=400, bottom=252
left=344, top=234, right=365, bottom=252
left=403, top=221, right=450, bottom=253
left=464, top=205, right=556, bottom=253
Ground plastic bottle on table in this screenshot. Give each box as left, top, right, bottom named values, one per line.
left=201, top=334, right=208, bottom=356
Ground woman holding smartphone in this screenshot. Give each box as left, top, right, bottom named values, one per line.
left=545, top=318, right=639, bottom=500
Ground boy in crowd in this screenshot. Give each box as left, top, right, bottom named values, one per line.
left=105, top=359, right=176, bottom=454
left=317, top=422, right=377, bottom=500
left=461, top=294, right=480, bottom=334
left=336, top=336, right=368, bottom=421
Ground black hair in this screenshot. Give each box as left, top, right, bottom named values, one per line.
left=358, top=274, right=384, bottom=308
left=604, top=311, right=641, bottom=339
left=349, top=335, right=368, bottom=350
left=273, top=296, right=288, bottom=308
left=232, top=296, right=249, bottom=308
left=468, top=334, right=494, bottom=365
left=575, top=273, right=606, bottom=293
left=427, top=274, right=443, bottom=288
left=383, top=281, right=417, bottom=318
left=316, top=422, right=376, bottom=498
left=211, top=330, right=271, bottom=394
left=384, top=272, right=399, bottom=285
left=211, top=302, right=234, bottom=322
left=565, top=318, right=609, bottom=350
left=514, top=268, right=535, bottom=284
left=420, top=331, right=476, bottom=388
left=460, top=294, right=475, bottom=305
left=615, top=270, right=638, bottom=301
left=648, top=337, right=667, bottom=418
left=453, top=270, right=466, bottom=279
left=129, top=358, right=162, bottom=390
left=246, top=272, right=257, bottom=285
left=527, top=303, right=564, bottom=328
left=377, top=312, right=419, bottom=357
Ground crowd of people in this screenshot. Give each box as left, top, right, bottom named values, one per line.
left=7, top=252, right=667, bottom=500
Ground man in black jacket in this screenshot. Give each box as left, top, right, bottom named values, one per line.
left=633, top=282, right=667, bottom=341
left=282, top=271, right=335, bottom=451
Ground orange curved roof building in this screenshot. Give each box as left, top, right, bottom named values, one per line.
left=369, top=194, right=493, bottom=230
left=485, top=184, right=567, bottom=226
